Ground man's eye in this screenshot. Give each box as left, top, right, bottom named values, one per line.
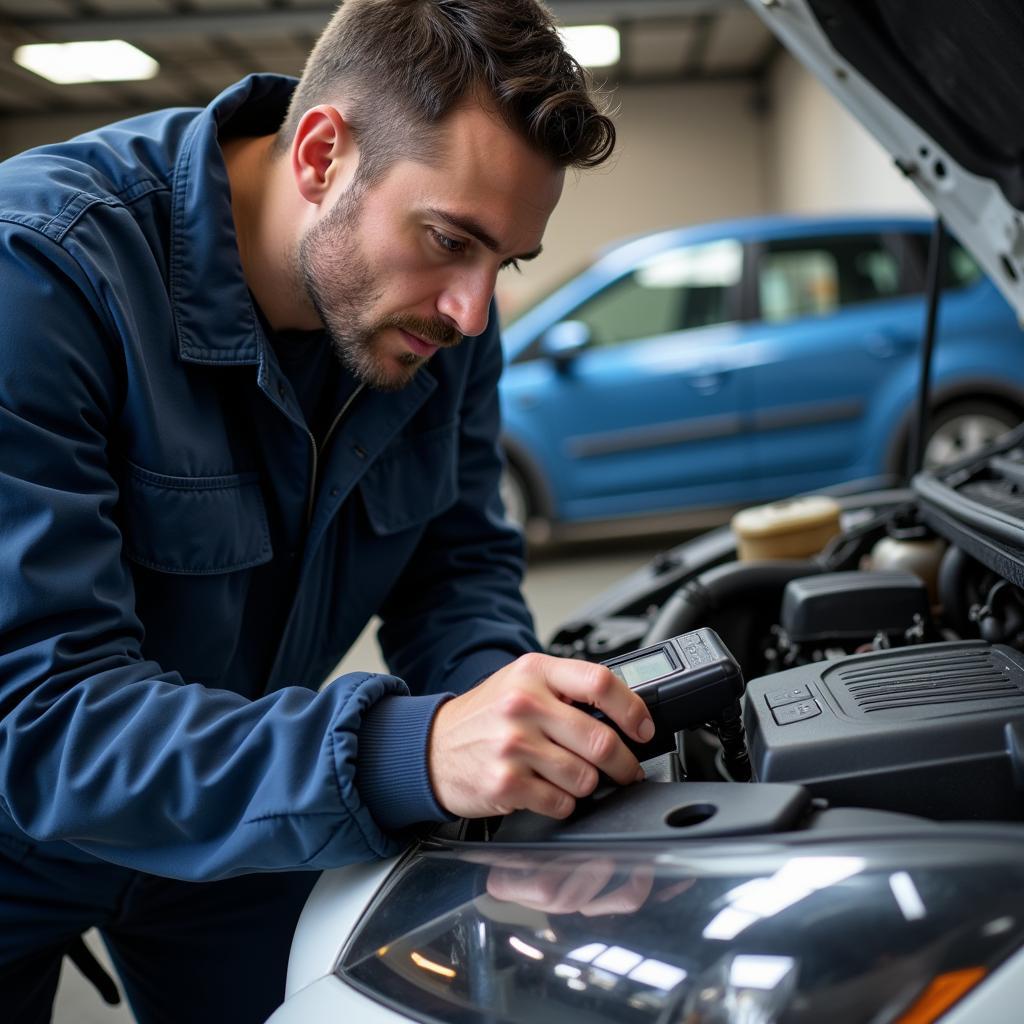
left=500, top=258, right=522, bottom=274
left=430, top=229, right=465, bottom=255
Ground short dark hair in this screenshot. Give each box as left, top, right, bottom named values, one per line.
left=275, top=0, right=616, bottom=178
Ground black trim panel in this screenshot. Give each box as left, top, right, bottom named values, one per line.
left=565, top=412, right=744, bottom=459
left=751, top=398, right=864, bottom=433
left=565, top=397, right=864, bottom=461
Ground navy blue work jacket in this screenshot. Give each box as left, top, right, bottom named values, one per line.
left=0, top=75, right=538, bottom=881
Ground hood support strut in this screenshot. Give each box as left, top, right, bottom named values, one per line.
left=907, top=217, right=947, bottom=480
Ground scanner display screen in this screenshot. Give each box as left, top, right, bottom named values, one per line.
left=614, top=650, right=672, bottom=687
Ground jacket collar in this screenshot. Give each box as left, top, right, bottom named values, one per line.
left=170, top=74, right=297, bottom=365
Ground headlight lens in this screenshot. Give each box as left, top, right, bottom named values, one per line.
left=336, top=836, right=1024, bottom=1023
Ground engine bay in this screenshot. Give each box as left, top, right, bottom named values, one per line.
left=531, top=425, right=1024, bottom=837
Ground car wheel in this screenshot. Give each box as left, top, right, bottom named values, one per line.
left=923, top=398, right=1019, bottom=468
left=499, top=461, right=531, bottom=532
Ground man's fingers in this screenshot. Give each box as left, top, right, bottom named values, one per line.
left=490, top=693, right=610, bottom=797
left=529, top=654, right=654, bottom=746
left=489, top=766, right=577, bottom=820
left=526, top=742, right=600, bottom=799
left=536, top=699, right=643, bottom=787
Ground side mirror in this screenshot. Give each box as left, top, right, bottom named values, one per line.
left=539, top=320, right=591, bottom=369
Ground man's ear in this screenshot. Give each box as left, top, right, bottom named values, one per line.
left=291, top=104, right=359, bottom=206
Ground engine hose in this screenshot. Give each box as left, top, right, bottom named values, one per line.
left=975, top=580, right=1024, bottom=644
left=937, top=544, right=976, bottom=636
left=642, top=559, right=824, bottom=647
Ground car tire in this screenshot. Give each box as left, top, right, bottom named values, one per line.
left=889, top=397, right=1020, bottom=477
left=922, top=398, right=1019, bottom=468
left=499, top=461, right=532, bottom=532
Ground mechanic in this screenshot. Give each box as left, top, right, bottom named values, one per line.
left=0, top=0, right=656, bottom=1019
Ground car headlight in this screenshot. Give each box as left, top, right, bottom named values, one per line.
left=335, top=835, right=1024, bottom=1024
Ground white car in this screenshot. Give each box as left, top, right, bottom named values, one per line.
left=268, top=2, right=1024, bottom=1021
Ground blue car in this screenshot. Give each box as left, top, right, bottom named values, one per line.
left=498, top=214, right=1024, bottom=535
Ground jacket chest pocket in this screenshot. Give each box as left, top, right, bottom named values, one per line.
left=121, top=463, right=273, bottom=574
left=358, top=420, right=459, bottom=535
left=119, top=462, right=274, bottom=685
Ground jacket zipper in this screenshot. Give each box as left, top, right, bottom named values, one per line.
left=304, top=382, right=366, bottom=527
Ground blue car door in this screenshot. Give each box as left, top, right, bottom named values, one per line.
left=502, top=238, right=758, bottom=522
left=744, top=230, right=923, bottom=499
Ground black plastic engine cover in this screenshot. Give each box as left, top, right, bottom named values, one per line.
left=781, top=570, right=929, bottom=643
left=491, top=781, right=813, bottom=844
left=744, top=640, right=1024, bottom=820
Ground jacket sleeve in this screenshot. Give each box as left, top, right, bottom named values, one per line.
left=0, top=222, right=415, bottom=881
left=375, top=307, right=542, bottom=695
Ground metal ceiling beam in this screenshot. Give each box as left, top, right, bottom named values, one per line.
left=8, top=0, right=742, bottom=43
left=682, top=13, right=716, bottom=75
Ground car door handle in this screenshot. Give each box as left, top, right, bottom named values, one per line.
left=864, top=332, right=917, bottom=358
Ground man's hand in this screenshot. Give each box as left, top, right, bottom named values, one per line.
left=427, top=652, right=655, bottom=820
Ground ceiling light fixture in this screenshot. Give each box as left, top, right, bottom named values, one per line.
left=559, top=25, right=621, bottom=68
left=13, top=40, right=159, bottom=85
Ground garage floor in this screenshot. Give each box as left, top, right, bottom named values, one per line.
left=51, top=535, right=671, bottom=1021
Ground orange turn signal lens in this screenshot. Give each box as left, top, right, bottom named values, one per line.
left=894, top=966, right=987, bottom=1024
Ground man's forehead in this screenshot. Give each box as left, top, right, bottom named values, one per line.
left=428, top=100, right=564, bottom=203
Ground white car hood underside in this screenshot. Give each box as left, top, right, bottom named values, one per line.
left=748, top=0, right=1024, bottom=322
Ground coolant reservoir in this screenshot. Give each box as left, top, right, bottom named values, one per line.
left=731, top=495, right=842, bottom=561
left=866, top=533, right=946, bottom=603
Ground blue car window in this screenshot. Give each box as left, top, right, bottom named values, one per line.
left=760, top=249, right=839, bottom=321
left=759, top=234, right=907, bottom=323
left=566, top=238, right=743, bottom=349
left=904, top=234, right=983, bottom=290
left=948, top=243, right=983, bottom=286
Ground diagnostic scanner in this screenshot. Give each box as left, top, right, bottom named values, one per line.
left=592, top=628, right=745, bottom=760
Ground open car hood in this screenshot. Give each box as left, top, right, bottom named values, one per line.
left=748, top=0, right=1024, bottom=321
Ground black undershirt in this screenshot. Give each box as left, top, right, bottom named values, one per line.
left=271, top=327, right=343, bottom=449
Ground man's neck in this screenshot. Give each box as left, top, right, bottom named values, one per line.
left=222, top=134, right=317, bottom=332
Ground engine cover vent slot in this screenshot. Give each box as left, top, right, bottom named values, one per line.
left=822, top=642, right=1024, bottom=720
left=833, top=648, right=1016, bottom=712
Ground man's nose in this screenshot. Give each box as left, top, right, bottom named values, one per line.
left=436, top=269, right=495, bottom=338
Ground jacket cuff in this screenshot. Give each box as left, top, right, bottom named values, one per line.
left=355, top=692, right=456, bottom=832
left=444, top=648, right=523, bottom=694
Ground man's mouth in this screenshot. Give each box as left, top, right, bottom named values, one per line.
left=398, top=328, right=442, bottom=357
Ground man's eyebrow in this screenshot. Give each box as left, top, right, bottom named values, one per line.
left=427, top=207, right=543, bottom=262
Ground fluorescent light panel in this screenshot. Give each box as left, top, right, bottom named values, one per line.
left=14, top=41, right=159, bottom=85
left=560, top=25, right=621, bottom=68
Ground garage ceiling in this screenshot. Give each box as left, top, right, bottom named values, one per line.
left=0, top=0, right=778, bottom=117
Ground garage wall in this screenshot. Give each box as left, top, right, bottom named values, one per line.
left=498, top=80, right=771, bottom=315
left=765, top=53, right=929, bottom=218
